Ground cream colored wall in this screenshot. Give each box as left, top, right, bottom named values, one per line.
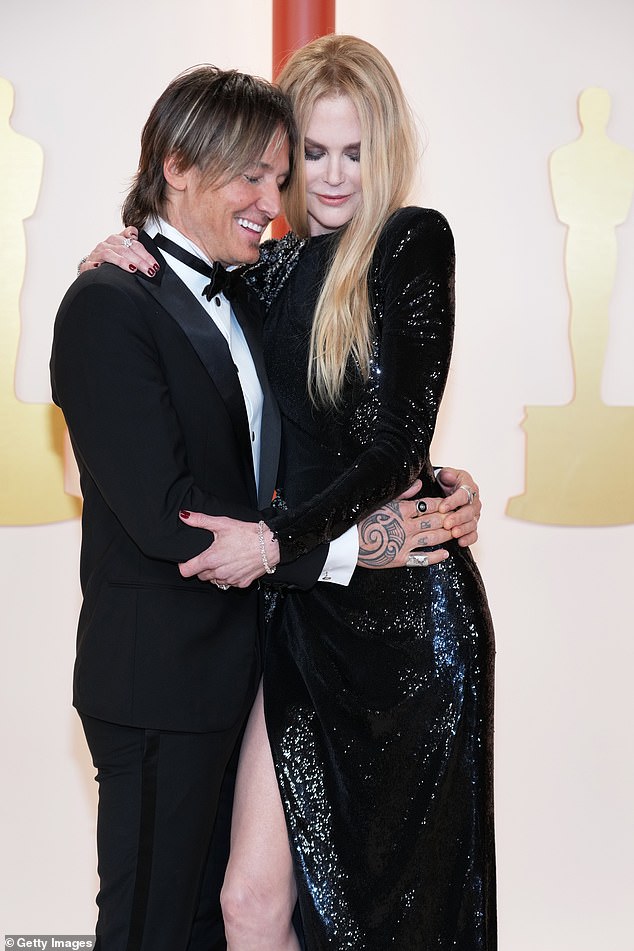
left=1, top=1, right=632, bottom=947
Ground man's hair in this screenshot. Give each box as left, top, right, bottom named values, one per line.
left=122, top=65, right=296, bottom=229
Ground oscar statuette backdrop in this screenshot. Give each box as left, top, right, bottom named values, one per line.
left=0, top=77, right=80, bottom=525
left=508, top=87, right=634, bottom=525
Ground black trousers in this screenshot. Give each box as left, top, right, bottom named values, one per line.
left=80, top=713, right=245, bottom=951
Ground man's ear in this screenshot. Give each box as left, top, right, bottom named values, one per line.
left=163, top=154, right=188, bottom=191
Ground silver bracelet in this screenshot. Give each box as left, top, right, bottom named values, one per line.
left=257, top=520, right=277, bottom=575
left=77, top=255, right=89, bottom=276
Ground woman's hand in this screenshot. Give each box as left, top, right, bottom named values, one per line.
left=435, top=467, right=482, bottom=547
left=79, top=226, right=160, bottom=277
left=178, top=512, right=280, bottom=588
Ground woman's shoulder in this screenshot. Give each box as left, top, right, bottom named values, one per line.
left=376, top=207, right=455, bottom=272
left=257, top=229, right=306, bottom=264
left=381, top=206, right=454, bottom=245
left=241, top=230, right=307, bottom=306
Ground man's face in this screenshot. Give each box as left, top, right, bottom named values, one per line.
left=165, top=135, right=290, bottom=266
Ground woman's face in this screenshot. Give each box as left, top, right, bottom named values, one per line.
left=303, top=95, right=363, bottom=237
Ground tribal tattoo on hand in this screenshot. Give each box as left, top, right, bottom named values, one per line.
left=357, top=501, right=407, bottom=568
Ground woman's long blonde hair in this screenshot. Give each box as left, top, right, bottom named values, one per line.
left=277, top=35, right=418, bottom=406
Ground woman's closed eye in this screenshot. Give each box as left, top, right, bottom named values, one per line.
left=305, top=149, right=360, bottom=163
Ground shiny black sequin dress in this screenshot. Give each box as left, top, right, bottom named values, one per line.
left=248, top=208, right=496, bottom=950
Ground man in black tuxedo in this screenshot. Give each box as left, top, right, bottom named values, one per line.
left=51, top=67, right=331, bottom=951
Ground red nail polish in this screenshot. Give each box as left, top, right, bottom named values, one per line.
left=180, top=510, right=190, bottom=519
left=129, top=264, right=137, bottom=271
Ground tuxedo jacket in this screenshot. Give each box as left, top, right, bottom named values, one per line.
left=51, top=232, right=326, bottom=733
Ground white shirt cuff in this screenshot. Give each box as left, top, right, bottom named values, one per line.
left=319, top=525, right=358, bottom=586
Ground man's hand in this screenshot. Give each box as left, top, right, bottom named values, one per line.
left=356, top=468, right=483, bottom=570
left=435, top=467, right=481, bottom=547
left=356, top=481, right=451, bottom=569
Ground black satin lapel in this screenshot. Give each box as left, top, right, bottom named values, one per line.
left=136, top=235, right=256, bottom=502
left=232, top=293, right=281, bottom=508
left=259, top=393, right=281, bottom=509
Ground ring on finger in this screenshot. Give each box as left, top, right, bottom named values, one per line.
left=123, top=237, right=135, bottom=249
left=458, top=484, right=475, bottom=505
left=407, top=553, right=429, bottom=568
left=415, top=500, right=428, bottom=515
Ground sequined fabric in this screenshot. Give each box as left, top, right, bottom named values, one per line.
left=257, top=208, right=497, bottom=949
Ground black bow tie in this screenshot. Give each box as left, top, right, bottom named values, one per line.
left=153, top=232, right=242, bottom=303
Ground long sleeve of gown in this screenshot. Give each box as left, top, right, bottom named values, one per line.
left=267, top=207, right=456, bottom=563
left=241, top=231, right=306, bottom=308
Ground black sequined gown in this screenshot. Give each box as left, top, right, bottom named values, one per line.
left=247, top=207, right=496, bottom=950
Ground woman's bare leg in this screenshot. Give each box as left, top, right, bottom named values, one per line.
left=221, top=682, right=300, bottom=950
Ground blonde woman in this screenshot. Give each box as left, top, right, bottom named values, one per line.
left=82, top=36, right=495, bottom=950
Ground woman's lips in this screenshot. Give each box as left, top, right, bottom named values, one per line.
left=316, top=194, right=350, bottom=205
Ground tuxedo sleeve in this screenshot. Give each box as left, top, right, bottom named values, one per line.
left=52, top=276, right=268, bottom=562
left=271, top=544, right=328, bottom=588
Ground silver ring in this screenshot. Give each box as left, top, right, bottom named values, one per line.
left=217, top=583, right=230, bottom=590
left=406, top=553, right=429, bottom=568
left=458, top=485, right=474, bottom=505
left=123, top=237, right=134, bottom=249
left=415, top=500, right=428, bottom=515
